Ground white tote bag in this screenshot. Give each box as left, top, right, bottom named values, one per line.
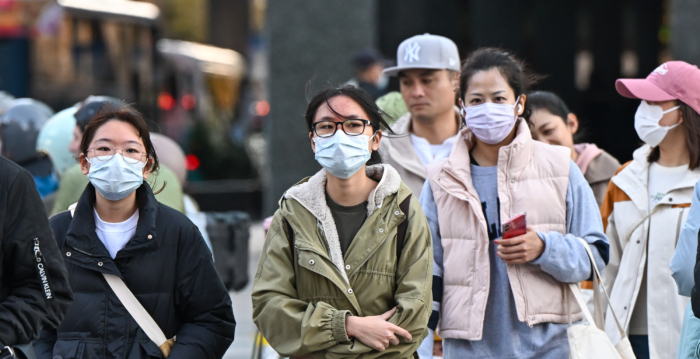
left=568, top=237, right=636, bottom=359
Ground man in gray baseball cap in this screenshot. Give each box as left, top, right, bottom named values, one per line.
left=379, top=34, right=461, bottom=198
left=379, top=34, right=460, bottom=358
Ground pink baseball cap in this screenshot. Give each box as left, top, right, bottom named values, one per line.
left=616, top=61, right=700, bottom=114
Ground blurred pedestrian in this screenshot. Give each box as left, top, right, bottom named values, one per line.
left=37, top=107, right=79, bottom=179
left=379, top=33, right=461, bottom=199
left=346, top=48, right=390, bottom=100
left=422, top=48, right=608, bottom=358
left=34, top=103, right=235, bottom=359
left=527, top=91, right=621, bottom=206
left=601, top=61, right=700, bottom=359
left=51, top=97, right=185, bottom=215
left=0, top=98, right=57, bottom=201
left=150, top=133, right=213, bottom=255
left=0, top=154, right=72, bottom=357
left=252, top=86, right=432, bottom=358
left=36, top=106, right=80, bottom=211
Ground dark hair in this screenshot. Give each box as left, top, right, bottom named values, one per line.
left=526, top=91, right=571, bottom=123
left=460, top=48, right=542, bottom=119
left=80, top=102, right=163, bottom=188
left=305, top=85, right=395, bottom=166
left=648, top=101, right=700, bottom=169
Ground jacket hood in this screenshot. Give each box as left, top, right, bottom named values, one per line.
left=574, top=143, right=603, bottom=176
left=283, top=164, right=402, bottom=282
left=627, top=144, right=700, bottom=190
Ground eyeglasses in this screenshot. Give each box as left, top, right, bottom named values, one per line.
left=86, top=145, right=147, bottom=164
left=312, top=119, right=373, bottom=138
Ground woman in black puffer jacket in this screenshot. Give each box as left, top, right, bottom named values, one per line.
left=34, top=103, right=235, bottom=359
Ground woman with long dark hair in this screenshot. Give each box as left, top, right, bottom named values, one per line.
left=604, top=61, right=700, bottom=359
left=252, top=86, right=432, bottom=358
left=34, top=103, right=235, bottom=359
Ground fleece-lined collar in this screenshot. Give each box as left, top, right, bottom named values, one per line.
left=284, top=164, right=402, bottom=283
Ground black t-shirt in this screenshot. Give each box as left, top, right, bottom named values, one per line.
left=325, top=192, right=368, bottom=256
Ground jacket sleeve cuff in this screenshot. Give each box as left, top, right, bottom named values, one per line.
left=530, top=232, right=550, bottom=265
left=332, top=310, right=352, bottom=344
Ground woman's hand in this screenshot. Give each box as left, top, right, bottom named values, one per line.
left=345, top=307, right=413, bottom=351
left=496, top=226, right=545, bottom=264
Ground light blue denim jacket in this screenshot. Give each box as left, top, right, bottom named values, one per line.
left=671, top=179, right=700, bottom=297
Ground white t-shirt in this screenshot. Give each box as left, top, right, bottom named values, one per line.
left=410, top=134, right=457, bottom=167
left=648, top=162, right=687, bottom=210
left=94, top=209, right=139, bottom=259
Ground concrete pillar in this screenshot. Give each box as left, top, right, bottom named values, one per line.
left=264, top=0, right=377, bottom=216
left=670, top=0, right=700, bottom=66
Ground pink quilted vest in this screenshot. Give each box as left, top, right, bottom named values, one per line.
left=426, top=121, right=583, bottom=340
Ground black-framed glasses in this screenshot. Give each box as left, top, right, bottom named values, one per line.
left=312, top=119, right=372, bottom=138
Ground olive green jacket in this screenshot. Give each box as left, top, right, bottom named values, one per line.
left=51, top=163, right=185, bottom=215
left=252, top=164, right=432, bottom=358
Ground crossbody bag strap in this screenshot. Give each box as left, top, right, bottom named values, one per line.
left=73, top=205, right=172, bottom=355
left=103, top=274, right=169, bottom=349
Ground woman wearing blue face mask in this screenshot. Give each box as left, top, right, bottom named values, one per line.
left=34, top=103, right=236, bottom=359
left=252, top=86, right=433, bottom=358
left=420, top=48, right=609, bottom=358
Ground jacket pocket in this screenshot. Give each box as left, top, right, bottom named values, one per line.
left=131, top=328, right=166, bottom=358
left=520, top=265, right=568, bottom=318
left=52, top=339, right=85, bottom=359
left=137, top=340, right=165, bottom=358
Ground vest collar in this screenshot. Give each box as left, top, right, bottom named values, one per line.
left=442, top=118, right=533, bottom=183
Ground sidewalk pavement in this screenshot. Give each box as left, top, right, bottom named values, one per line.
left=224, top=221, right=266, bottom=359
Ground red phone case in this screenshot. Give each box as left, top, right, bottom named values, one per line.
left=502, top=213, right=527, bottom=239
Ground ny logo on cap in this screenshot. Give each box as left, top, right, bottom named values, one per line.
left=404, top=42, right=421, bottom=63
left=654, top=64, right=669, bottom=75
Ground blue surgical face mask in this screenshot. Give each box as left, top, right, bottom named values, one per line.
left=88, top=155, right=147, bottom=201
left=313, top=131, right=375, bottom=179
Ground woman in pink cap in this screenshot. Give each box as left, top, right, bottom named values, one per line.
left=601, top=61, right=700, bottom=359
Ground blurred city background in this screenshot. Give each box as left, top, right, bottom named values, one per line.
left=1, top=0, right=700, bottom=357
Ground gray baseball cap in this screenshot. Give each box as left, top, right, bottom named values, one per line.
left=383, top=33, right=460, bottom=76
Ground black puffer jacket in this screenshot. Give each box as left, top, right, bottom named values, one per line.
left=0, top=156, right=72, bottom=347
left=34, top=183, right=235, bottom=359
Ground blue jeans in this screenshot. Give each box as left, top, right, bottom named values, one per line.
left=630, top=334, right=650, bottom=359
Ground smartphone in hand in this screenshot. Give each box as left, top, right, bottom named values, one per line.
left=502, top=213, right=527, bottom=239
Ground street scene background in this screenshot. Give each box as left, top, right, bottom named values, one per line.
left=2, top=0, right=700, bottom=358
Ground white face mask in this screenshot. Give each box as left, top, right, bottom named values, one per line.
left=634, top=100, right=680, bottom=148
left=462, top=96, right=521, bottom=145
left=87, top=155, right=146, bottom=201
